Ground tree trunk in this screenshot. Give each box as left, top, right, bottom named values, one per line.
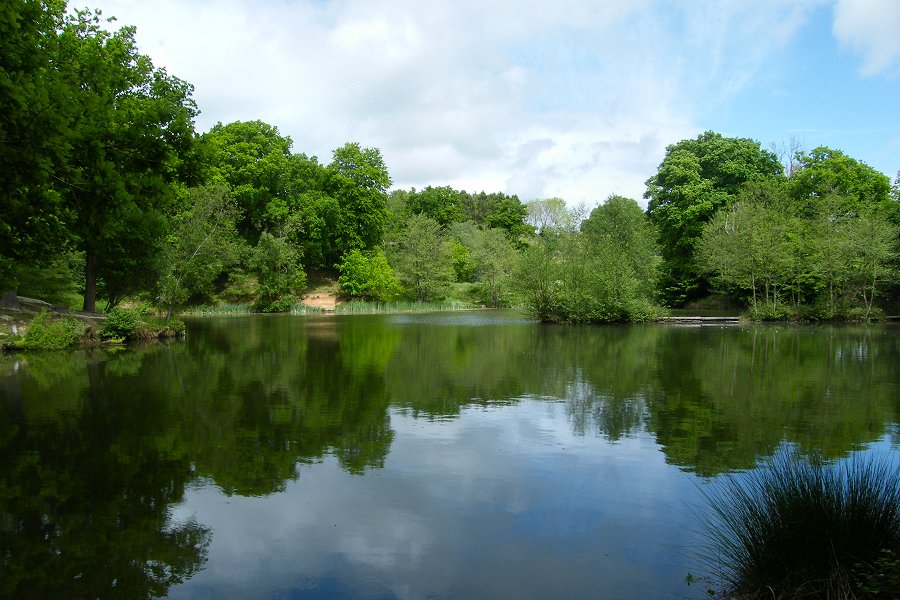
left=83, top=250, right=97, bottom=313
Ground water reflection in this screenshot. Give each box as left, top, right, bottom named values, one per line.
left=0, top=314, right=897, bottom=598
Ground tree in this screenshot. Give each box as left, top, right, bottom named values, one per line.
left=461, top=191, right=533, bottom=239
left=55, top=9, right=197, bottom=312
left=156, top=185, right=244, bottom=316
left=327, top=142, right=391, bottom=257
left=526, top=198, right=577, bottom=236
left=789, top=147, right=891, bottom=213
left=698, top=196, right=797, bottom=309
left=405, top=186, right=465, bottom=226
left=452, top=223, right=518, bottom=307
left=337, top=249, right=401, bottom=302
left=202, top=120, right=293, bottom=240
left=388, top=214, right=454, bottom=301
left=582, top=195, right=659, bottom=298
left=517, top=199, right=660, bottom=324
left=0, top=0, right=71, bottom=292
left=845, top=208, right=898, bottom=319
left=645, top=131, right=784, bottom=305
left=249, top=230, right=305, bottom=312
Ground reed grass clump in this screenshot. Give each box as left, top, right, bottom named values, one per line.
left=334, top=300, right=472, bottom=314
left=182, top=303, right=252, bottom=316
left=699, top=450, right=900, bottom=599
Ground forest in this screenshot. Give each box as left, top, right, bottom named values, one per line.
left=2, top=0, right=899, bottom=329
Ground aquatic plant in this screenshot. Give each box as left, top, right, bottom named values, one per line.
left=698, top=449, right=900, bottom=599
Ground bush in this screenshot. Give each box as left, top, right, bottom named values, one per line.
left=698, top=450, right=900, bottom=599
left=101, top=307, right=185, bottom=340
left=15, top=310, right=86, bottom=350
left=101, top=306, right=142, bottom=340
left=746, top=302, right=798, bottom=321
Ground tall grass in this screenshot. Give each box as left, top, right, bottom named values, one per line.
left=332, top=300, right=473, bottom=314
left=698, top=449, right=900, bottom=599
left=182, top=304, right=252, bottom=316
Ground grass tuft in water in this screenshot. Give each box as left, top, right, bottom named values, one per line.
left=698, top=449, right=900, bottom=599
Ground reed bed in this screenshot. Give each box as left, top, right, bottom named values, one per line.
left=182, top=304, right=252, bottom=316
left=697, top=449, right=900, bottom=599
left=332, top=300, right=473, bottom=314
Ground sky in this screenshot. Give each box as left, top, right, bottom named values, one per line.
left=85, top=0, right=900, bottom=208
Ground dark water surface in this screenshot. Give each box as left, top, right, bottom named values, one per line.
left=1, top=312, right=898, bottom=599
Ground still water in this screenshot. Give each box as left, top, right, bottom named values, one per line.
left=1, top=312, right=898, bottom=599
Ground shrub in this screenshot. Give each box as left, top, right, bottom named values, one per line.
left=746, top=302, right=798, bottom=321
left=15, top=310, right=86, bottom=350
left=698, top=449, right=900, bottom=599
left=101, top=306, right=142, bottom=340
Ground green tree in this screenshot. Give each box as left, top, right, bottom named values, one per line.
left=202, top=120, right=293, bottom=240
left=582, top=195, right=659, bottom=298
left=388, top=214, right=454, bottom=301
left=453, top=223, right=518, bottom=306
left=515, top=238, right=562, bottom=321
left=789, top=146, right=891, bottom=214
left=337, top=249, right=402, bottom=302
left=250, top=230, right=305, bottom=312
left=327, top=142, right=391, bottom=257
left=645, top=131, right=783, bottom=306
left=461, top=191, right=533, bottom=239
left=156, top=185, right=244, bottom=316
left=698, top=196, right=797, bottom=309
left=56, top=9, right=198, bottom=312
left=405, top=186, right=466, bottom=226
left=0, top=0, right=71, bottom=291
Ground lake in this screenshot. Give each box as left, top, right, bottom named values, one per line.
left=1, top=311, right=897, bottom=599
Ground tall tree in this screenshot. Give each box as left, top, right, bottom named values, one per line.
left=789, top=146, right=891, bottom=213
left=56, top=9, right=197, bottom=312
left=0, top=0, right=71, bottom=292
left=644, top=131, right=783, bottom=306
left=327, top=142, right=391, bottom=258
left=202, top=120, right=293, bottom=240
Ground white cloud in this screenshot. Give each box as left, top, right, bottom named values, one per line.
left=88, top=0, right=824, bottom=206
left=833, top=0, right=900, bottom=76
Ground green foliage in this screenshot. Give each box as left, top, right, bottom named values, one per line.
left=202, top=120, right=293, bottom=239
left=249, top=231, right=305, bottom=312
left=100, top=306, right=142, bottom=340
left=156, top=185, right=245, bottom=315
left=14, top=310, right=86, bottom=350
left=699, top=181, right=899, bottom=320
left=518, top=196, right=661, bottom=323
left=404, top=185, right=465, bottom=226
left=789, top=146, right=892, bottom=214
left=55, top=9, right=198, bottom=312
left=0, top=0, right=71, bottom=287
left=101, top=305, right=184, bottom=340
left=452, top=223, right=518, bottom=307
left=388, top=214, right=455, bottom=301
left=12, top=251, right=84, bottom=309
left=327, top=142, right=391, bottom=256
left=699, top=450, right=900, bottom=599
left=337, top=249, right=401, bottom=302
left=645, top=131, right=784, bottom=306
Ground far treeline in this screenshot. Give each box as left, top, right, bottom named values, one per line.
left=3, top=1, right=899, bottom=323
